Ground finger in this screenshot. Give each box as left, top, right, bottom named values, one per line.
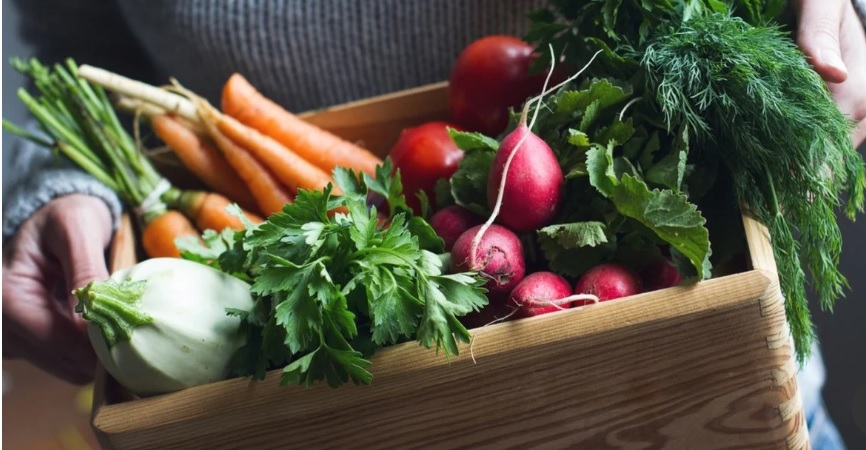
left=796, top=0, right=848, bottom=83
left=8, top=323, right=97, bottom=385
left=2, top=274, right=96, bottom=384
left=44, top=197, right=113, bottom=317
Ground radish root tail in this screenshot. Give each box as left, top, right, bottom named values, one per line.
left=468, top=47, right=602, bottom=269
left=469, top=300, right=521, bottom=364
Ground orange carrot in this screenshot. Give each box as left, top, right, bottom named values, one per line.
left=199, top=102, right=340, bottom=195
left=141, top=210, right=200, bottom=258
left=150, top=114, right=260, bottom=213
left=221, top=73, right=383, bottom=177
left=198, top=105, right=294, bottom=215
left=164, top=189, right=264, bottom=232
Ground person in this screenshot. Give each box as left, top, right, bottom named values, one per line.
left=2, top=1, right=864, bottom=448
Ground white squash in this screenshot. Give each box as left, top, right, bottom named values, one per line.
left=75, top=258, right=254, bottom=397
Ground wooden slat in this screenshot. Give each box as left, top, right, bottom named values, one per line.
left=93, top=270, right=804, bottom=450
left=298, top=82, right=450, bottom=157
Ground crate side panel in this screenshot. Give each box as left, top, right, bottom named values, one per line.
left=96, top=272, right=804, bottom=450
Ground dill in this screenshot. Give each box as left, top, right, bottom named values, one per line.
left=527, top=1, right=866, bottom=363
left=641, top=13, right=864, bottom=361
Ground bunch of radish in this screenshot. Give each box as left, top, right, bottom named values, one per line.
left=389, top=36, right=684, bottom=326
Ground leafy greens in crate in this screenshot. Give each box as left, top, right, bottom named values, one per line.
left=440, top=0, right=865, bottom=363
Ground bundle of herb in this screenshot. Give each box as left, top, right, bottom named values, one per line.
left=641, top=13, right=864, bottom=358
left=181, top=162, right=488, bottom=387
left=523, top=0, right=866, bottom=362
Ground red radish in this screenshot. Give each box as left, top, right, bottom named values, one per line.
left=573, top=263, right=643, bottom=306
left=509, top=272, right=573, bottom=318
left=640, top=258, right=682, bottom=292
left=451, top=224, right=526, bottom=298
left=448, top=36, right=555, bottom=137
left=486, top=123, right=564, bottom=232
left=389, top=121, right=465, bottom=214
left=430, top=205, right=484, bottom=251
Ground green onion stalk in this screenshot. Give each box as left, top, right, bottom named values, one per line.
left=3, top=58, right=189, bottom=225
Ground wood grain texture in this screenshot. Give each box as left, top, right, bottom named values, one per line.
left=92, top=269, right=804, bottom=450
left=298, top=81, right=450, bottom=157
left=92, top=83, right=808, bottom=450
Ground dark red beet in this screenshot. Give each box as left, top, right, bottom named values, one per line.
left=573, top=263, right=643, bottom=306
left=429, top=205, right=484, bottom=252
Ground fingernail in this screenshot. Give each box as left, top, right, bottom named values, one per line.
left=818, top=48, right=848, bottom=78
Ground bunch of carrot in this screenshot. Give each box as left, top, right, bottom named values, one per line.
left=3, top=58, right=266, bottom=259
left=79, top=66, right=384, bottom=224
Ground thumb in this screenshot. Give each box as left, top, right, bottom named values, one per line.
left=796, top=0, right=849, bottom=83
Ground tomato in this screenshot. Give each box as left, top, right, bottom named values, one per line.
left=389, top=121, right=464, bottom=214
left=448, top=35, right=551, bottom=137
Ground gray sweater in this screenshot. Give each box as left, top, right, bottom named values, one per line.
left=3, top=2, right=864, bottom=443
left=3, top=0, right=546, bottom=241
left=4, top=1, right=866, bottom=241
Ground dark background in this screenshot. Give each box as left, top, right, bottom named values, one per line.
left=3, top=1, right=865, bottom=447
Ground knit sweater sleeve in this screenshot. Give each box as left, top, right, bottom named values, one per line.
left=856, top=0, right=866, bottom=26
left=3, top=0, right=157, bottom=244
left=2, top=121, right=123, bottom=243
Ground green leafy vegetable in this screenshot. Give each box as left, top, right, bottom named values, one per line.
left=640, top=12, right=865, bottom=360
left=524, top=0, right=865, bottom=363
left=188, top=168, right=488, bottom=388
left=587, top=144, right=711, bottom=279
left=448, top=130, right=497, bottom=216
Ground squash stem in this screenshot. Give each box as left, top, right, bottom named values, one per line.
left=74, top=279, right=154, bottom=348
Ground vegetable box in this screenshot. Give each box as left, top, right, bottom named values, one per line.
left=92, top=83, right=809, bottom=450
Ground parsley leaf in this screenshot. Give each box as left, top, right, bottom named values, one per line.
left=364, top=158, right=410, bottom=217
left=417, top=274, right=488, bottom=356
left=213, top=162, right=487, bottom=388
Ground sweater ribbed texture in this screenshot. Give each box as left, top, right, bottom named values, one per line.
left=4, top=0, right=544, bottom=242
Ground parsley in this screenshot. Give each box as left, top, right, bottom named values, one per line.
left=189, top=163, right=487, bottom=388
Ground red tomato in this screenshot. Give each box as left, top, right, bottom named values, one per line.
left=448, top=35, right=551, bottom=137
left=389, top=121, right=464, bottom=214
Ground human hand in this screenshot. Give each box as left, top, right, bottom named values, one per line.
left=3, top=194, right=113, bottom=384
left=795, top=0, right=866, bottom=147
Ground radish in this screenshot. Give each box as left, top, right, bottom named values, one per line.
left=486, top=122, right=564, bottom=232
left=461, top=49, right=602, bottom=299
left=451, top=224, right=526, bottom=298
left=573, top=262, right=643, bottom=306
left=481, top=47, right=603, bottom=233
left=640, top=258, right=682, bottom=292
left=509, top=271, right=573, bottom=318
left=430, top=205, right=484, bottom=251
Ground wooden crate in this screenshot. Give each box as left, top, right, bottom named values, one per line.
left=93, top=84, right=809, bottom=450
